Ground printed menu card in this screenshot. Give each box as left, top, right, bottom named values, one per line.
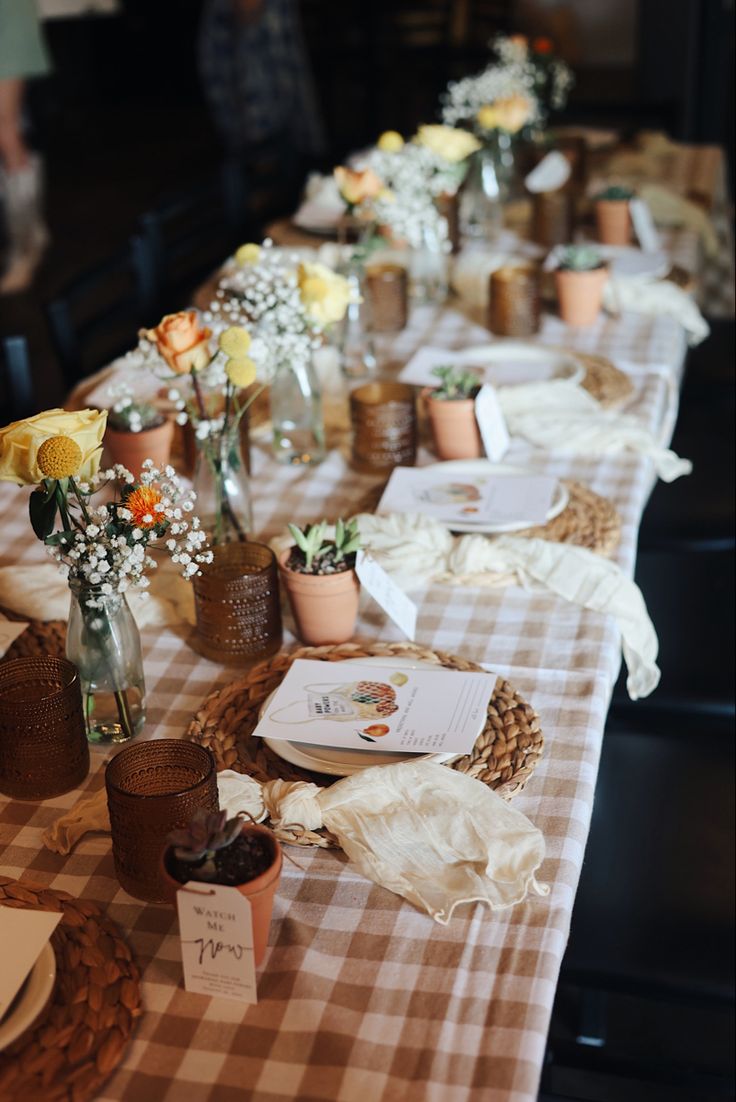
left=252, top=659, right=496, bottom=756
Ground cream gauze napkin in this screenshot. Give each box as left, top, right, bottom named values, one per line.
left=496, top=379, right=692, bottom=482
left=263, top=761, right=549, bottom=924
left=602, top=275, right=710, bottom=347
left=352, top=512, right=660, bottom=700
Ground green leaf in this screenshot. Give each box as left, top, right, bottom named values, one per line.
left=44, top=529, right=74, bottom=546
left=29, top=488, right=58, bottom=541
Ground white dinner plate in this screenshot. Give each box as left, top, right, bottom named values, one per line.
left=0, top=942, right=56, bottom=1051
left=432, top=341, right=586, bottom=390
left=261, top=657, right=459, bottom=778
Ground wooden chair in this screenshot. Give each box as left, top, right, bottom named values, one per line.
left=1, top=335, right=34, bottom=420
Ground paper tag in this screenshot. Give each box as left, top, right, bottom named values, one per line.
left=525, top=151, right=571, bottom=194
left=176, top=883, right=257, bottom=1004
left=629, top=198, right=661, bottom=253
left=474, top=384, right=510, bottom=462
left=0, top=908, right=62, bottom=1018
left=355, top=550, right=417, bottom=640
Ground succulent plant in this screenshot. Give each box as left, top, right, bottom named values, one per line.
left=594, top=184, right=635, bottom=202
left=288, top=520, right=328, bottom=571
left=430, top=364, right=482, bottom=401
left=287, top=518, right=361, bottom=574
left=333, top=518, right=361, bottom=564
left=167, top=808, right=245, bottom=881
left=558, top=245, right=604, bottom=272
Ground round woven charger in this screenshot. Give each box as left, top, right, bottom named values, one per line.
left=0, top=607, right=66, bottom=663
left=0, top=878, right=142, bottom=1102
left=187, top=641, right=543, bottom=847
left=578, top=352, right=635, bottom=408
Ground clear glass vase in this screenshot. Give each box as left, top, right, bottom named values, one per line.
left=460, top=135, right=516, bottom=241
left=340, top=269, right=378, bottom=382
left=409, top=225, right=448, bottom=305
left=66, top=581, right=146, bottom=744
left=192, top=423, right=253, bottom=544
left=270, top=357, right=326, bottom=466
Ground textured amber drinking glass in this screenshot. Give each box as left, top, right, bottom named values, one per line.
left=105, top=739, right=218, bottom=902
left=532, top=188, right=575, bottom=247
left=350, top=382, right=417, bottom=473
left=0, top=656, right=90, bottom=800
left=488, top=264, right=541, bottom=337
left=191, top=543, right=282, bottom=665
left=364, top=263, right=409, bottom=332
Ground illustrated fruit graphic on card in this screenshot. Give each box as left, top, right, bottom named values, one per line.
left=390, top=672, right=408, bottom=686
left=357, top=723, right=390, bottom=743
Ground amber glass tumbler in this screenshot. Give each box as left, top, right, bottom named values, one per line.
left=0, top=656, right=90, bottom=800
left=191, top=543, right=282, bottom=665
left=365, top=263, right=409, bottom=332
left=350, top=382, right=417, bottom=473
left=488, top=264, right=541, bottom=337
left=531, top=188, right=575, bottom=247
left=105, top=739, right=218, bottom=902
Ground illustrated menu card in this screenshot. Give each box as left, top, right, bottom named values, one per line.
left=398, top=346, right=569, bottom=389
left=377, top=465, right=558, bottom=528
left=0, top=908, right=62, bottom=1019
left=252, top=658, right=497, bottom=756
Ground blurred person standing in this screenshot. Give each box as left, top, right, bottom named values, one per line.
left=0, top=0, right=50, bottom=294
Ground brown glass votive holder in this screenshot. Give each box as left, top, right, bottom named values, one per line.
left=105, top=738, right=218, bottom=903
left=532, top=187, right=575, bottom=248
left=488, top=264, right=541, bottom=337
left=191, top=542, right=282, bottom=665
left=350, top=382, right=417, bottom=473
left=0, top=656, right=90, bottom=800
left=364, top=263, right=409, bottom=332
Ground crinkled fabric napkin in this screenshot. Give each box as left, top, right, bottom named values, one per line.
left=263, top=761, right=549, bottom=924
left=603, top=275, right=710, bottom=347
left=352, top=512, right=660, bottom=700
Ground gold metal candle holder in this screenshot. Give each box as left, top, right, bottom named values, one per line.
left=488, top=264, right=541, bottom=337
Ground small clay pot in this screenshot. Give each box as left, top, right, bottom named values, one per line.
left=424, top=389, right=483, bottom=460
left=555, top=266, right=609, bottom=326
left=278, top=549, right=360, bottom=646
left=105, top=419, right=175, bottom=479
left=161, top=822, right=282, bottom=967
left=594, top=199, right=631, bottom=246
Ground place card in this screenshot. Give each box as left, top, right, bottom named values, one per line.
left=355, top=550, right=417, bottom=640
left=0, top=908, right=62, bottom=1019
left=398, top=346, right=567, bottom=390
left=474, top=384, right=510, bottom=462
left=176, top=883, right=257, bottom=1004
left=629, top=198, right=661, bottom=253
left=377, top=466, right=558, bottom=528
left=253, top=658, right=496, bottom=756
left=524, top=151, right=571, bottom=193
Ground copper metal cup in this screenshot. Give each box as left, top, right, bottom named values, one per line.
left=364, top=263, right=409, bottom=332
left=488, top=264, right=541, bottom=337
left=532, top=188, right=575, bottom=247
left=0, top=656, right=90, bottom=800
left=105, top=738, right=218, bottom=902
left=350, top=382, right=417, bottom=473
left=191, top=542, right=282, bottom=665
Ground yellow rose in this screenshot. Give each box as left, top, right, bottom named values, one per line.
left=0, top=408, right=107, bottom=486
left=225, top=357, right=257, bottom=389
left=143, top=311, right=212, bottom=375
left=414, top=124, right=481, bottom=162
left=477, top=96, right=532, bottom=135
left=235, top=243, right=261, bottom=266
left=333, top=166, right=385, bottom=207
left=218, top=326, right=251, bottom=358
left=298, top=262, right=354, bottom=327
left=377, top=130, right=404, bottom=152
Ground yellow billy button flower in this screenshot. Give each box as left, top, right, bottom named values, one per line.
left=225, top=357, right=257, bottom=389
left=377, top=130, right=404, bottom=152
left=36, top=435, right=83, bottom=480
left=235, top=243, right=261, bottom=266
left=218, top=326, right=251, bottom=358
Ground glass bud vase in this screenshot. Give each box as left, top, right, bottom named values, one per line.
left=66, top=582, right=146, bottom=744
left=409, top=225, right=448, bottom=306
left=270, top=357, right=326, bottom=466
left=340, top=270, right=378, bottom=382
left=460, top=137, right=514, bottom=241
left=192, top=423, right=253, bottom=545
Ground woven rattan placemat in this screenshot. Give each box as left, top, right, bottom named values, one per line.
left=0, top=607, right=66, bottom=663
left=577, top=352, right=635, bottom=408
left=187, top=641, right=543, bottom=846
left=0, top=878, right=142, bottom=1101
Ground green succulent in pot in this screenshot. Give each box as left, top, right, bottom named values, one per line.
left=594, top=184, right=635, bottom=202
left=429, top=364, right=482, bottom=401
left=557, top=244, right=604, bottom=272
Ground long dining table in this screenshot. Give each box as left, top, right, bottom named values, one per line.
left=0, top=142, right=729, bottom=1101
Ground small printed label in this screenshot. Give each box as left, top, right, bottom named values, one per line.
left=629, top=198, right=661, bottom=253
left=355, top=550, right=417, bottom=640
left=524, top=151, right=571, bottom=193
left=474, top=384, right=510, bottom=462
left=176, top=882, right=257, bottom=1004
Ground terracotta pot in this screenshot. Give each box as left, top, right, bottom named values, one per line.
left=105, top=419, right=175, bottom=478
left=424, top=389, right=483, bottom=460
left=278, top=548, right=360, bottom=646
left=161, top=823, right=282, bottom=967
left=555, top=266, right=609, bottom=326
left=594, top=199, right=631, bottom=246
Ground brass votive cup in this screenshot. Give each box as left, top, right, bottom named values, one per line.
left=532, top=187, right=575, bottom=247
left=105, top=738, right=218, bottom=903
left=191, top=542, right=282, bottom=665
left=350, top=382, right=417, bottom=473
left=0, top=656, right=90, bottom=800
left=365, top=263, right=409, bottom=332
left=488, top=264, right=541, bottom=337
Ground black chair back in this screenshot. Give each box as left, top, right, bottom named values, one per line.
left=1, top=335, right=34, bottom=421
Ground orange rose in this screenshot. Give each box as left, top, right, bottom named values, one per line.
left=143, top=311, right=212, bottom=375
left=533, top=36, right=554, bottom=55
left=334, top=166, right=384, bottom=207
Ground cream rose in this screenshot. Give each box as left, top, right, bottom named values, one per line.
left=334, top=166, right=385, bottom=207
left=477, top=96, right=532, bottom=135
left=143, top=311, right=212, bottom=375
left=414, top=124, right=481, bottom=163
left=0, top=408, right=107, bottom=486
left=298, top=262, right=354, bottom=327
left=377, top=130, right=404, bottom=153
